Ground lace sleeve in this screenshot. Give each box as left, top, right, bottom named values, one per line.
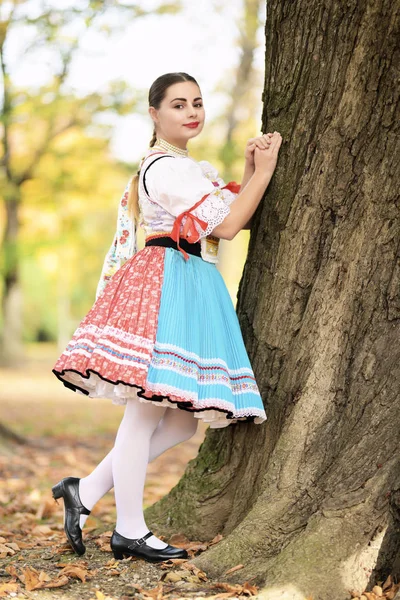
left=198, top=159, right=240, bottom=207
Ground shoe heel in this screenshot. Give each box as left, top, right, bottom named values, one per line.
left=113, top=550, right=124, bottom=560
left=51, top=482, right=63, bottom=500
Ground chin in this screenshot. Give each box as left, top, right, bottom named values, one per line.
left=186, top=125, right=203, bottom=137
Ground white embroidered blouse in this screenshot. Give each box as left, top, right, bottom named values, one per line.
left=95, top=146, right=240, bottom=299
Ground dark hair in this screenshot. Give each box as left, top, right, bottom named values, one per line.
left=148, top=72, right=199, bottom=146
left=128, top=72, right=200, bottom=220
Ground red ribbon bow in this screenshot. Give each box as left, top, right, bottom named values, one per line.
left=222, top=181, right=241, bottom=194
left=171, top=181, right=240, bottom=260
left=171, top=193, right=209, bottom=260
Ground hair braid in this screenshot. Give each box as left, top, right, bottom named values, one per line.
left=149, top=126, right=157, bottom=147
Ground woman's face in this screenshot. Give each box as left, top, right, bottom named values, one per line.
left=149, top=81, right=205, bottom=147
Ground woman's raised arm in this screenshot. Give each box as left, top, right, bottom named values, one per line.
left=212, top=132, right=282, bottom=240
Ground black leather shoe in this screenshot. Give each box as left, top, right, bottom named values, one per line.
left=51, top=477, right=90, bottom=556
left=110, top=530, right=188, bottom=563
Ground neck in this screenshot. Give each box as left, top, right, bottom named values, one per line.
left=158, top=136, right=187, bottom=150
left=154, top=136, right=189, bottom=157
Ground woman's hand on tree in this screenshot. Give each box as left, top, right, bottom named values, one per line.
left=254, top=131, right=282, bottom=177
left=245, top=133, right=274, bottom=167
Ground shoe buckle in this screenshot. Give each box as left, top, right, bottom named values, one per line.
left=129, top=537, right=146, bottom=547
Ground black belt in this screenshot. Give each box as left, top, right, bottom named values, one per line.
left=145, top=236, right=201, bottom=257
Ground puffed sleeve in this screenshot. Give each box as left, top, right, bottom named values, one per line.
left=197, top=160, right=239, bottom=206
left=145, top=156, right=240, bottom=246
left=95, top=178, right=137, bottom=299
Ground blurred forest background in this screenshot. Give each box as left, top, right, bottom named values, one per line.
left=0, top=0, right=266, bottom=366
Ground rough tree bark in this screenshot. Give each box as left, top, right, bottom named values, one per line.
left=146, top=0, right=400, bottom=598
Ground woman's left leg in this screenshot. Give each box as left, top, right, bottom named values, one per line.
left=78, top=406, right=199, bottom=528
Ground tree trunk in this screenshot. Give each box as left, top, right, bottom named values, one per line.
left=0, top=191, right=23, bottom=365
left=146, top=0, right=400, bottom=597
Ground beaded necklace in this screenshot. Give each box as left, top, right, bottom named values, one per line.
left=154, top=137, right=189, bottom=157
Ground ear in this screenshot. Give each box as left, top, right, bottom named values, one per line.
left=148, top=106, right=158, bottom=124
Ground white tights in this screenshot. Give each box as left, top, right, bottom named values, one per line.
left=78, top=399, right=199, bottom=549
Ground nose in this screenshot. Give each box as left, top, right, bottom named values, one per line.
left=187, top=104, right=197, bottom=118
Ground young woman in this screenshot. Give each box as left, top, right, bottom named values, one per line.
left=51, top=72, right=282, bottom=563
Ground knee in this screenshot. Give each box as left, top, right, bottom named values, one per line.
left=181, top=413, right=198, bottom=442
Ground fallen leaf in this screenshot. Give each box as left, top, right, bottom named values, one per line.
left=186, top=541, right=209, bottom=552
left=210, top=581, right=258, bottom=597
left=0, top=582, right=19, bottom=597
left=5, top=542, right=20, bottom=552
left=242, top=580, right=259, bottom=595
left=168, top=533, right=190, bottom=546
left=224, top=564, right=244, bottom=575
left=210, top=533, right=224, bottom=545
left=163, top=571, right=184, bottom=583
left=158, top=557, right=188, bottom=569
left=181, top=562, right=208, bottom=581
left=372, top=586, right=383, bottom=596
left=58, top=565, right=89, bottom=582
left=21, top=566, right=41, bottom=591
left=0, top=544, right=14, bottom=557
left=36, top=497, right=58, bottom=519
left=383, top=576, right=393, bottom=591
left=41, top=575, right=69, bottom=589
left=16, top=541, right=35, bottom=549
left=31, top=525, right=53, bottom=536
left=56, top=560, right=88, bottom=568
left=5, top=565, right=18, bottom=580
left=138, top=583, right=164, bottom=600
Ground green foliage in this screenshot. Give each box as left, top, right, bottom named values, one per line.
left=17, top=129, right=135, bottom=341
left=0, top=1, right=181, bottom=351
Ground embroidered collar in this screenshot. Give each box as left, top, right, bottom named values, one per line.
left=153, top=137, right=189, bottom=157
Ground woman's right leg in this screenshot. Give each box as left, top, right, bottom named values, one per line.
left=78, top=405, right=199, bottom=529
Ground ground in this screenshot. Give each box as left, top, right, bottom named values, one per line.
left=0, top=346, right=398, bottom=600
left=0, top=346, right=260, bottom=599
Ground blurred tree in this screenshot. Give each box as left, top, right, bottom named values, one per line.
left=146, top=0, right=400, bottom=597
left=191, top=0, right=264, bottom=301
left=218, top=0, right=263, bottom=180
left=20, top=127, right=132, bottom=349
left=0, top=0, right=181, bottom=365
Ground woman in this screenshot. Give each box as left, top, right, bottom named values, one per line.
left=51, top=72, right=282, bottom=563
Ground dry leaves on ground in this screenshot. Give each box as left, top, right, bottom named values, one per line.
left=350, top=576, right=400, bottom=600
left=0, top=433, right=259, bottom=599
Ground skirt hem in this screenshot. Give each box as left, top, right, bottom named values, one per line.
left=52, top=366, right=267, bottom=429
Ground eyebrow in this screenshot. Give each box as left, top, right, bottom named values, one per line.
left=170, top=97, right=202, bottom=103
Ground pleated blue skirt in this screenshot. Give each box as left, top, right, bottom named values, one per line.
left=53, top=246, right=267, bottom=429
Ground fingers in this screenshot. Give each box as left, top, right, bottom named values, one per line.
left=247, top=132, right=282, bottom=156
left=269, top=132, right=283, bottom=154
left=248, top=136, right=271, bottom=151
left=254, top=132, right=281, bottom=152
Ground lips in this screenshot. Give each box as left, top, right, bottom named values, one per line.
left=184, top=122, right=199, bottom=128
